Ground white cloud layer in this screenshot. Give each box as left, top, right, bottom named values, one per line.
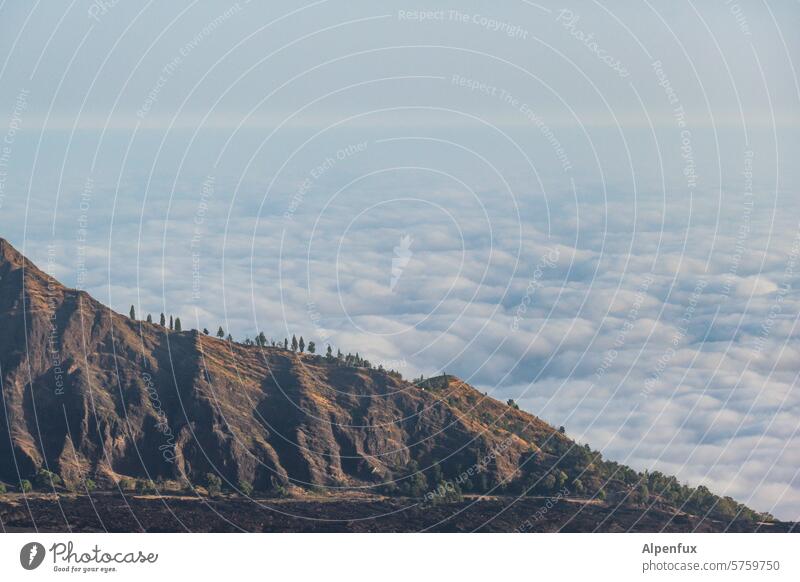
left=0, top=0, right=798, bottom=521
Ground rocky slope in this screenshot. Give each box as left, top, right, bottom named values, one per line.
left=0, top=237, right=554, bottom=491
left=0, top=237, right=781, bottom=530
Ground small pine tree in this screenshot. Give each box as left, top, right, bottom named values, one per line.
left=160, top=313, right=166, bottom=326
left=130, top=305, right=136, bottom=320
left=146, top=314, right=153, bottom=323
left=217, top=326, right=225, bottom=338
left=298, top=336, right=305, bottom=353
left=204, top=473, right=222, bottom=497
left=308, top=341, right=316, bottom=354
left=238, top=480, right=254, bottom=496
left=169, top=315, right=174, bottom=330
left=136, top=479, right=157, bottom=495
left=174, top=317, right=182, bottom=332
left=284, top=338, right=288, bottom=350
left=291, top=335, right=298, bottom=352
left=34, top=468, right=62, bottom=489
left=257, top=332, right=267, bottom=347
left=326, top=345, right=333, bottom=359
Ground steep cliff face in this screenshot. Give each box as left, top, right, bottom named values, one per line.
left=0, top=237, right=559, bottom=492
left=0, top=239, right=777, bottom=529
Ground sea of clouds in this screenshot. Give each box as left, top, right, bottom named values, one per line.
left=0, top=0, right=797, bottom=521
left=2, top=124, right=798, bottom=520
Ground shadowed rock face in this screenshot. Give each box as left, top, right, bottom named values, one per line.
left=0, top=238, right=781, bottom=532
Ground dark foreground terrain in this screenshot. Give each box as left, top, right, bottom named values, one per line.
left=0, top=493, right=793, bottom=533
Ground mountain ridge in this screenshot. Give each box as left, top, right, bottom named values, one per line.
left=0, top=237, right=785, bottom=531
